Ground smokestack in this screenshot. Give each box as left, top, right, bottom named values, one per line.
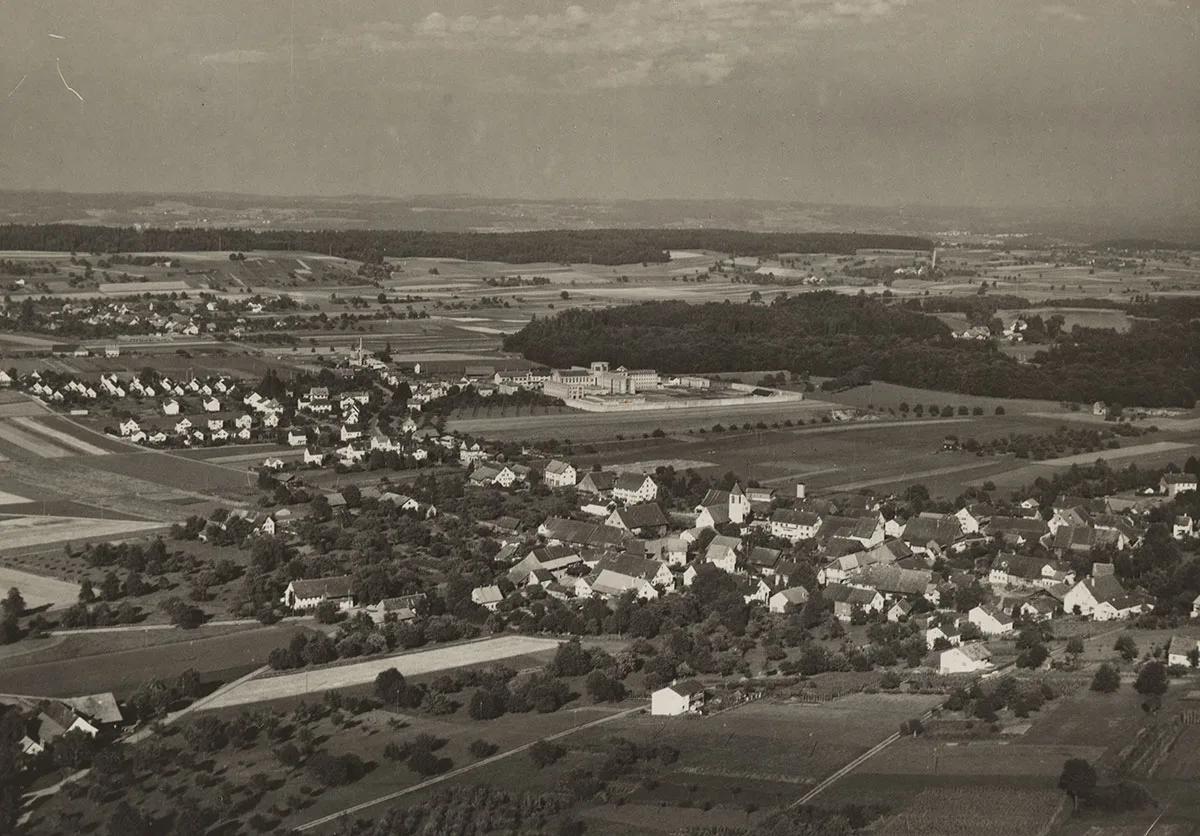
left=796, top=482, right=806, bottom=500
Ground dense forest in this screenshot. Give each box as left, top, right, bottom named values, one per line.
left=504, top=293, right=1199, bottom=407
left=0, top=225, right=931, bottom=266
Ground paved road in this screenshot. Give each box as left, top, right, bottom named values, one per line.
left=296, top=703, right=646, bottom=832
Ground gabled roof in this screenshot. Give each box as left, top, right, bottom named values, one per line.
left=611, top=502, right=670, bottom=531
left=290, top=575, right=354, bottom=599
left=746, top=546, right=782, bottom=568
left=973, top=604, right=1013, bottom=624
left=772, top=509, right=821, bottom=527
left=613, top=472, right=653, bottom=492
left=824, top=583, right=881, bottom=605
left=987, top=516, right=1050, bottom=537
left=1162, top=472, right=1198, bottom=485
left=773, top=587, right=810, bottom=605
left=697, top=504, right=731, bottom=525
left=545, top=459, right=575, bottom=475
left=853, top=564, right=933, bottom=596
left=900, top=516, right=963, bottom=546
left=993, top=554, right=1055, bottom=580
left=665, top=679, right=705, bottom=697
left=1167, top=635, right=1197, bottom=658
left=1052, top=526, right=1120, bottom=551
left=951, top=643, right=992, bottom=662
left=541, top=517, right=631, bottom=548
left=699, top=489, right=732, bottom=507
left=592, top=553, right=666, bottom=582
left=578, top=470, right=617, bottom=491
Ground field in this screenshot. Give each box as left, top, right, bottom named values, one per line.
left=201, top=636, right=564, bottom=710
left=0, top=622, right=309, bottom=698
left=0, top=565, right=78, bottom=609
left=0, top=515, right=167, bottom=553
left=877, top=786, right=1063, bottom=836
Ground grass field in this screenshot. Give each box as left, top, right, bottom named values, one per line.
left=0, top=565, right=78, bottom=609
left=876, top=785, right=1062, bottom=836
left=201, top=636, right=564, bottom=710
left=0, top=622, right=308, bottom=698
left=0, top=515, right=167, bottom=552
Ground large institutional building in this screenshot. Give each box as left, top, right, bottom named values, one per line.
left=542, top=362, right=659, bottom=401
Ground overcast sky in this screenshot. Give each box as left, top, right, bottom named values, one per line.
left=1, top=0, right=1196, bottom=210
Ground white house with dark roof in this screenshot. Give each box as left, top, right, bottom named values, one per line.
left=543, top=459, right=578, bottom=488
left=1161, top=472, right=1198, bottom=498
left=612, top=472, right=658, bottom=504
left=1063, top=574, right=1152, bottom=621
left=651, top=680, right=706, bottom=716
left=939, top=642, right=993, bottom=675
left=771, top=509, right=822, bottom=542
left=281, top=575, right=355, bottom=611
left=769, top=587, right=810, bottom=614
left=968, top=604, right=1014, bottom=636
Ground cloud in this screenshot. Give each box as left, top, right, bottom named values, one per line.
left=199, top=48, right=273, bottom=65
left=1039, top=3, right=1089, bottom=22
left=331, top=0, right=918, bottom=89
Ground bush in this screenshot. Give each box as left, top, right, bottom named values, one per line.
left=528, top=739, right=566, bottom=769
left=1091, top=663, right=1120, bottom=693
left=468, top=739, right=498, bottom=759
left=307, top=752, right=365, bottom=786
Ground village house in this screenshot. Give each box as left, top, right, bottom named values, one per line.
left=1167, top=635, right=1199, bottom=667
left=768, top=587, right=810, bottom=614
left=704, top=534, right=742, bottom=573
left=281, top=576, right=355, bottom=611
left=287, top=428, right=309, bottom=447
left=770, top=508, right=822, bottom=542
left=471, top=585, right=504, bottom=612
left=825, top=583, right=885, bottom=621
left=643, top=536, right=689, bottom=567
left=577, top=470, right=617, bottom=498
left=1063, top=573, right=1152, bottom=621
left=1161, top=472, right=1199, bottom=498
left=925, top=623, right=963, bottom=650
left=650, top=680, right=706, bottom=716
left=988, top=555, right=1074, bottom=589
left=543, top=459, right=578, bottom=488
left=968, top=604, right=1015, bottom=636
left=612, top=472, right=659, bottom=505
left=939, top=643, right=993, bottom=675
left=695, top=484, right=750, bottom=527
left=605, top=503, right=671, bottom=537
left=161, top=398, right=180, bottom=416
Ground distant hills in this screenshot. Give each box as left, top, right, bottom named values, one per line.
left=0, top=191, right=1196, bottom=246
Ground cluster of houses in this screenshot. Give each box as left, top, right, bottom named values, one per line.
left=3, top=692, right=124, bottom=761
left=282, top=455, right=1200, bottom=685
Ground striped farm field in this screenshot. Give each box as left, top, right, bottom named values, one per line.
left=0, top=421, right=73, bottom=458
left=10, top=417, right=110, bottom=455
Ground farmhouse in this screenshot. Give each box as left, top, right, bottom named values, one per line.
left=471, top=585, right=504, bottom=611
left=1161, top=472, right=1199, bottom=498
left=650, top=680, right=706, bottom=716
left=825, top=583, right=885, bottom=621
left=939, top=643, right=993, bottom=675
left=543, top=459, right=578, bottom=488
left=612, top=472, right=659, bottom=505
left=770, top=509, right=822, bottom=542
left=769, top=587, right=810, bottom=614
left=577, top=470, right=617, bottom=497
left=605, top=502, right=670, bottom=537
left=1167, top=635, right=1199, bottom=667
left=1062, top=574, right=1152, bottom=621
left=988, top=555, right=1074, bottom=589
left=282, top=576, right=355, bottom=611
left=968, top=604, right=1014, bottom=636
left=704, top=535, right=742, bottom=573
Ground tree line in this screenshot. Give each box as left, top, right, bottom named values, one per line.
left=0, top=224, right=930, bottom=266
left=505, top=293, right=1199, bottom=407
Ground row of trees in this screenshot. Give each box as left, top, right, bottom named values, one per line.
left=0, top=224, right=931, bottom=266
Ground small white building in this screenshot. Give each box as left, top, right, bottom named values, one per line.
left=769, top=587, right=810, bottom=614
left=161, top=399, right=180, bottom=416
left=650, top=680, right=706, bottom=716
left=968, top=604, right=1014, bottom=636
left=281, top=576, right=355, bottom=611
left=939, top=643, right=993, bottom=675
left=543, top=459, right=578, bottom=488
left=471, top=585, right=504, bottom=611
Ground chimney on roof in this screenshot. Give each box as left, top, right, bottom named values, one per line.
left=796, top=482, right=807, bottom=500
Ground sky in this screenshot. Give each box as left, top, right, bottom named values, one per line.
left=1, top=0, right=1197, bottom=211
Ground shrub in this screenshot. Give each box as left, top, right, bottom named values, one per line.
left=468, top=739, right=498, bottom=759
left=1091, top=663, right=1120, bottom=693
left=528, top=739, right=566, bottom=769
